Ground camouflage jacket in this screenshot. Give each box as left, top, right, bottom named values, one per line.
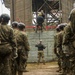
left=57, top=31, right=64, bottom=48
left=54, top=31, right=64, bottom=56
left=0, top=24, right=17, bottom=56
left=63, top=24, right=73, bottom=45
left=16, top=31, right=30, bottom=51
left=63, top=23, right=75, bottom=54
left=54, top=32, right=61, bottom=56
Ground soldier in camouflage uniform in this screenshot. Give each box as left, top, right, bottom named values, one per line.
left=0, top=14, right=17, bottom=75
left=12, top=21, right=19, bottom=32
left=16, top=22, right=30, bottom=75
left=35, top=40, right=46, bottom=65
left=54, top=25, right=62, bottom=72
left=63, top=8, right=75, bottom=75
left=56, top=24, right=67, bottom=74
left=11, top=21, right=19, bottom=75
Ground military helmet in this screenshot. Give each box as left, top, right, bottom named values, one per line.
left=56, top=26, right=60, bottom=32
left=12, top=21, right=18, bottom=28
left=0, top=14, right=10, bottom=23
left=58, top=23, right=67, bottom=30
left=68, top=8, right=75, bottom=21
left=56, top=24, right=61, bottom=32
left=18, top=22, right=25, bottom=30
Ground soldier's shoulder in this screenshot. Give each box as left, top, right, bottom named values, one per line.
left=57, top=32, right=61, bottom=37
left=21, top=31, right=27, bottom=36
left=59, top=31, right=62, bottom=33
left=14, top=29, right=19, bottom=34
left=6, top=25, right=12, bottom=29
left=59, top=31, right=64, bottom=37
left=18, top=31, right=26, bottom=38
left=3, top=25, right=13, bottom=31
left=66, top=22, right=71, bottom=27
left=14, top=29, right=19, bottom=32
left=64, top=23, right=71, bottom=30
left=57, top=32, right=60, bottom=35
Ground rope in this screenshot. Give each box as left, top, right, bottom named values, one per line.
left=39, top=30, right=41, bottom=40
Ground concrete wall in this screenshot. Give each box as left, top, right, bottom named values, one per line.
left=27, top=30, right=56, bottom=62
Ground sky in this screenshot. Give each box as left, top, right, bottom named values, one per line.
left=0, top=0, right=10, bottom=25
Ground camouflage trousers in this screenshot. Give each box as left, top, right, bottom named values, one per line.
left=37, top=51, right=45, bottom=64
left=0, top=56, right=11, bottom=75
left=68, top=56, right=75, bottom=75
left=10, top=58, right=27, bottom=75
left=57, top=57, right=62, bottom=71
left=61, top=54, right=70, bottom=75
left=10, top=59, right=17, bottom=75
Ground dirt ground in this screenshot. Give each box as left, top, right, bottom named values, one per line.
left=23, top=62, right=61, bottom=75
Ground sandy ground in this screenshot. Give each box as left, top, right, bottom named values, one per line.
left=23, top=62, right=61, bottom=75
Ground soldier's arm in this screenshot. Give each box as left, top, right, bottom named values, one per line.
left=23, top=34, right=30, bottom=51
left=54, top=35, right=57, bottom=54
left=54, top=36, right=56, bottom=54
left=63, top=25, right=71, bottom=45
left=54, top=35, right=60, bottom=56
left=9, top=29, right=17, bottom=58
left=57, top=33, right=62, bottom=47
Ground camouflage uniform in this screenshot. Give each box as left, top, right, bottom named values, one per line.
left=54, top=23, right=67, bottom=73
left=63, top=8, right=75, bottom=75
left=54, top=30, right=64, bottom=71
left=54, top=32, right=61, bottom=70
left=54, top=27, right=60, bottom=56
left=56, top=24, right=70, bottom=75
left=63, top=23, right=75, bottom=75
left=57, top=30, right=70, bottom=74
left=0, top=14, right=17, bottom=75
left=9, top=21, right=19, bottom=75
left=57, top=31, right=63, bottom=70
left=16, top=30, right=30, bottom=72
left=17, top=31, right=30, bottom=71
left=54, top=25, right=63, bottom=71
left=35, top=41, right=46, bottom=65
left=54, top=33, right=58, bottom=55
left=0, top=24, right=17, bottom=75
left=11, top=29, right=19, bottom=75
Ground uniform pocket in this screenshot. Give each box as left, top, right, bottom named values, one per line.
left=0, top=44, right=12, bottom=56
